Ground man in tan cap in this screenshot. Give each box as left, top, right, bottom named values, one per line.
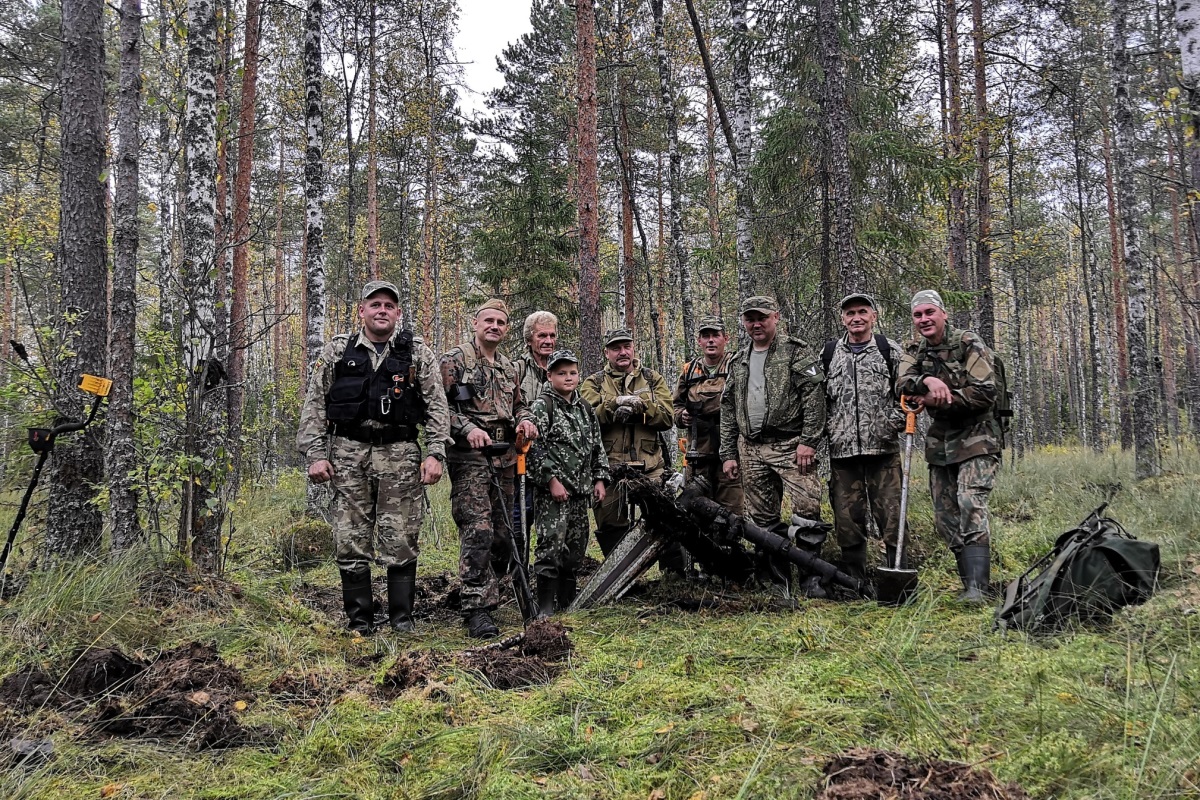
left=719, top=295, right=828, bottom=596
left=440, top=298, right=539, bottom=638
left=673, top=315, right=742, bottom=514
left=580, top=328, right=675, bottom=558
left=297, top=280, right=452, bottom=635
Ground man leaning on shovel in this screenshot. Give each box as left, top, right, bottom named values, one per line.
left=895, top=289, right=1002, bottom=604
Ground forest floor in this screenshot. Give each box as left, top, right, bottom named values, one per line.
left=0, top=446, right=1198, bottom=799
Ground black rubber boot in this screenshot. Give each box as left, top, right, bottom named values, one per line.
left=465, top=609, right=500, bottom=639
left=558, top=573, right=578, bottom=610
left=339, top=567, right=376, bottom=635
left=536, top=575, right=559, bottom=619
left=957, top=544, right=990, bottom=604
left=841, top=545, right=867, bottom=583
left=386, top=562, right=417, bottom=633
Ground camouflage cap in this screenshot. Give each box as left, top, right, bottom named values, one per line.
left=546, top=348, right=579, bottom=370
left=361, top=280, right=400, bottom=302
left=839, top=292, right=876, bottom=310
left=697, top=315, right=725, bottom=332
left=603, top=328, right=634, bottom=347
left=475, top=298, right=510, bottom=319
left=739, top=295, right=779, bottom=315
left=910, top=289, right=945, bottom=311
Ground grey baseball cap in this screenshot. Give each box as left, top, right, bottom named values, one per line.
left=361, top=280, right=400, bottom=302
left=910, top=289, right=946, bottom=311
left=839, top=292, right=876, bottom=310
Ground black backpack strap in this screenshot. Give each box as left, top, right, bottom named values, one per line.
left=821, top=339, right=836, bottom=375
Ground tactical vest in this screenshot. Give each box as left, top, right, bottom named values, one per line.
left=914, top=330, right=1012, bottom=440
left=326, top=331, right=427, bottom=430
left=679, top=355, right=731, bottom=454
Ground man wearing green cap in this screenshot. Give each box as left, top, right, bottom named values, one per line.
left=440, top=298, right=540, bottom=638
left=895, top=289, right=1001, bottom=604
left=821, top=293, right=905, bottom=585
left=673, top=315, right=742, bottom=513
left=298, top=280, right=452, bottom=635
left=580, top=329, right=674, bottom=557
left=719, top=295, right=828, bottom=597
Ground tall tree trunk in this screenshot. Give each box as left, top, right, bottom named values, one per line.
left=366, top=0, right=378, bottom=282
left=576, top=0, right=601, bottom=372
left=1175, top=0, right=1200, bottom=437
left=303, top=0, right=327, bottom=516
left=684, top=0, right=735, bottom=157
left=1005, top=124, right=1025, bottom=458
left=272, top=127, right=286, bottom=463
left=1112, top=0, right=1161, bottom=478
left=817, top=0, right=858, bottom=302
left=181, top=0, right=225, bottom=569
left=157, top=0, right=175, bottom=335
left=971, top=0, right=993, bottom=345
left=652, top=0, right=695, bottom=347
left=944, top=0, right=969, bottom=324
left=48, top=0, right=108, bottom=557
left=1071, top=110, right=1103, bottom=451
left=110, top=0, right=143, bottom=552
left=730, top=0, right=755, bottom=302
left=1100, top=108, right=1133, bottom=448
left=213, top=0, right=230, bottom=364
left=228, top=0, right=261, bottom=487
left=706, top=86, right=721, bottom=313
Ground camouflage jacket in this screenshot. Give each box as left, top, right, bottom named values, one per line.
left=296, top=329, right=452, bottom=465
left=672, top=353, right=733, bottom=459
left=439, top=339, right=533, bottom=466
left=529, top=387, right=611, bottom=497
left=515, top=349, right=548, bottom=409
left=824, top=334, right=905, bottom=459
left=579, top=360, right=674, bottom=471
left=719, top=335, right=825, bottom=462
left=895, top=325, right=1000, bottom=466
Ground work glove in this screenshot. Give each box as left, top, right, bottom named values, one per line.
left=614, top=394, right=646, bottom=412
left=613, top=405, right=636, bottom=424
left=664, top=472, right=685, bottom=494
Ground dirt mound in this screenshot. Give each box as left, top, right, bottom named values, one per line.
left=380, top=651, right=444, bottom=696
left=458, top=649, right=558, bottom=690
left=0, top=665, right=55, bottom=711
left=61, top=647, right=145, bottom=697
left=519, top=619, right=572, bottom=660
left=817, top=748, right=1032, bottom=800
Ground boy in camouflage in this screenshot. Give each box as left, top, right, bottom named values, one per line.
left=529, top=350, right=610, bottom=616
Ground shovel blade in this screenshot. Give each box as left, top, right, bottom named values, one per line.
left=875, top=566, right=919, bottom=606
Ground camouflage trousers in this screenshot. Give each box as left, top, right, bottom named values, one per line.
left=928, top=454, right=999, bottom=551
left=532, top=493, right=591, bottom=579
left=738, top=436, right=823, bottom=529
left=829, top=453, right=902, bottom=552
left=594, top=464, right=663, bottom=556
left=686, top=455, right=744, bottom=515
left=449, top=458, right=515, bottom=612
left=329, top=437, right=425, bottom=572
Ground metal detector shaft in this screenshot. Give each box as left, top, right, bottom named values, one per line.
left=894, top=399, right=918, bottom=569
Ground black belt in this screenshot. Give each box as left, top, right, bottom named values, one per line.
left=332, top=423, right=418, bottom=445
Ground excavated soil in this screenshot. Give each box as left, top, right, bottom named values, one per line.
left=817, top=748, right=1032, bottom=800
left=0, top=665, right=55, bottom=711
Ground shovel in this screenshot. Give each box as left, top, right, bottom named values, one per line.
left=876, top=396, right=920, bottom=605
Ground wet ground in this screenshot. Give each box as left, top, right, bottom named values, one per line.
left=817, top=748, right=1032, bottom=799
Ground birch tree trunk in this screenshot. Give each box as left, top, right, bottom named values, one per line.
left=1113, top=0, right=1161, bottom=478
left=366, top=0, right=378, bottom=282
left=181, top=0, right=225, bottom=569
left=157, top=0, right=175, bottom=335
left=730, top=0, right=755, bottom=302
left=47, top=0, right=108, bottom=557
left=576, top=0, right=601, bottom=371
left=652, top=0, right=695, bottom=346
left=944, top=0, right=970, bottom=325
left=303, top=0, right=327, bottom=517
left=109, top=0, right=142, bottom=552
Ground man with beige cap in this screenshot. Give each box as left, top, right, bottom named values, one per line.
left=440, top=298, right=539, bottom=638
left=719, top=295, right=828, bottom=597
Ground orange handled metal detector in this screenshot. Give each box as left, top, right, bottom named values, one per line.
left=877, top=396, right=920, bottom=605
left=515, top=433, right=532, bottom=571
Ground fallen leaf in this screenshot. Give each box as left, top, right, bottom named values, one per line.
left=635, top=659, right=644, bottom=669
left=233, top=700, right=248, bottom=712
left=646, top=753, right=661, bottom=765
left=649, top=788, right=666, bottom=799
left=578, top=765, right=594, bottom=781
left=88, top=613, right=102, bottom=623
left=654, top=723, right=675, bottom=734
left=398, top=753, right=413, bottom=767
left=188, top=690, right=210, bottom=706
left=688, top=792, right=709, bottom=800
left=584, top=725, right=594, bottom=740
left=533, top=777, right=548, bottom=786
left=100, top=783, right=122, bottom=797
left=739, top=717, right=760, bottom=733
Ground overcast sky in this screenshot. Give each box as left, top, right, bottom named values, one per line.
left=455, top=0, right=534, bottom=119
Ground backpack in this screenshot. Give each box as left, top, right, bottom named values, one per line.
left=915, top=330, right=1014, bottom=446
left=994, top=505, right=1160, bottom=633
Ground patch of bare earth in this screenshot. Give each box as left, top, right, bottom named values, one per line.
left=817, top=748, right=1032, bottom=800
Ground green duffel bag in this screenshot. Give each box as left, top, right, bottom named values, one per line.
left=995, top=504, right=1160, bottom=633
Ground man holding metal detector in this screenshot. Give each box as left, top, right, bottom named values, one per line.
left=673, top=316, right=743, bottom=516
left=440, top=299, right=539, bottom=639
left=895, top=289, right=1001, bottom=604
left=297, top=280, right=452, bottom=636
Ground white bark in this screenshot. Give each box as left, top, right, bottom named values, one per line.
left=303, top=0, right=326, bottom=379
left=730, top=0, right=754, bottom=302
left=1178, top=0, right=1200, bottom=88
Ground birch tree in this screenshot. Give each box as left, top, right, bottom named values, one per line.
left=576, top=0, right=601, bottom=371
left=730, top=0, right=754, bottom=301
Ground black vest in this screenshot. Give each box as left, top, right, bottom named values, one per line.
left=326, top=332, right=427, bottom=429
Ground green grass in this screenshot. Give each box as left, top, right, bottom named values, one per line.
left=1, top=447, right=1199, bottom=799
